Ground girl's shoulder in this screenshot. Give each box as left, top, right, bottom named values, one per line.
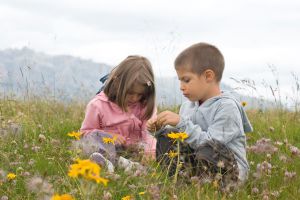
left=87, top=92, right=110, bottom=107
left=88, top=92, right=125, bottom=113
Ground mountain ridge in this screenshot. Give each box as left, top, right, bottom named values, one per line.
left=0, top=47, right=271, bottom=108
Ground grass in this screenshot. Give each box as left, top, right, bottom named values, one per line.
left=0, top=95, right=300, bottom=200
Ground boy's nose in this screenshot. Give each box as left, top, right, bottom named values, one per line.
left=180, top=84, right=185, bottom=91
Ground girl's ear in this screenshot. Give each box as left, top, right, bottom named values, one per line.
left=204, top=69, right=215, bottom=82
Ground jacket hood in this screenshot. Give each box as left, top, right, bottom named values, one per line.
left=196, top=91, right=253, bottom=133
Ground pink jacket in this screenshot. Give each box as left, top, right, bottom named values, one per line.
left=80, top=91, right=157, bottom=156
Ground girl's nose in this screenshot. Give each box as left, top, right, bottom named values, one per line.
left=131, top=95, right=139, bottom=102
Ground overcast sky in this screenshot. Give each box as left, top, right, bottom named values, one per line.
left=1, top=0, right=300, bottom=100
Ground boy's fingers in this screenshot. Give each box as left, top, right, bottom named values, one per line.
left=161, top=120, right=169, bottom=126
left=158, top=111, right=173, bottom=120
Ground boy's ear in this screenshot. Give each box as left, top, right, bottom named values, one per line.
left=204, top=69, right=215, bottom=82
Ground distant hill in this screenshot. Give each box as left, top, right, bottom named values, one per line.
left=0, top=47, right=273, bottom=109
left=0, top=47, right=112, bottom=101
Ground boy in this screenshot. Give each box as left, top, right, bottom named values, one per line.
left=148, top=42, right=252, bottom=188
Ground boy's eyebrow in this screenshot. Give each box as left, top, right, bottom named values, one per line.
left=178, top=75, right=189, bottom=80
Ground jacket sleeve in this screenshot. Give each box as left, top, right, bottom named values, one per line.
left=80, top=100, right=103, bottom=135
left=176, top=102, right=243, bottom=149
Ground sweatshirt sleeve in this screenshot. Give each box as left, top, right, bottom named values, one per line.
left=80, top=100, right=103, bottom=135
left=176, top=101, right=243, bottom=149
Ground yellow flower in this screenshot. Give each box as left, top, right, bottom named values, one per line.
left=213, top=180, right=219, bottom=188
left=139, top=191, right=145, bottom=195
left=168, top=150, right=178, bottom=158
left=241, top=101, right=247, bottom=107
left=121, top=195, right=131, bottom=200
left=67, top=131, right=81, bottom=140
left=68, top=159, right=109, bottom=186
left=7, top=173, right=16, bottom=180
left=167, top=132, right=188, bottom=142
left=102, top=135, right=117, bottom=144
left=51, top=194, right=74, bottom=200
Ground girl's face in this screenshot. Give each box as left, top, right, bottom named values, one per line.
left=126, top=83, right=146, bottom=105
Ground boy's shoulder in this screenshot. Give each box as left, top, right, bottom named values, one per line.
left=181, top=92, right=240, bottom=108
left=179, top=92, right=242, bottom=116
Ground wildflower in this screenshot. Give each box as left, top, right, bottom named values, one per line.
left=68, top=159, right=109, bottom=186
left=251, top=187, right=259, bottom=194
left=214, top=173, right=222, bottom=181
left=167, top=132, right=188, bottom=142
left=253, top=161, right=272, bottom=179
left=26, top=175, right=53, bottom=195
left=28, top=159, right=35, bottom=166
left=212, top=180, right=219, bottom=188
left=103, top=191, right=112, bottom=200
left=217, top=160, right=225, bottom=168
left=262, top=195, right=269, bottom=200
left=51, top=139, right=61, bottom=146
left=271, top=191, right=280, bottom=197
left=38, top=134, right=46, bottom=142
left=139, top=191, right=145, bottom=195
left=7, top=173, right=16, bottom=180
left=284, top=171, right=296, bottom=179
left=290, top=145, right=300, bottom=156
left=241, top=101, right=247, bottom=107
left=67, top=131, right=81, bottom=140
left=190, top=176, right=200, bottom=184
left=248, top=138, right=278, bottom=154
left=51, top=194, right=74, bottom=200
left=31, top=146, right=41, bottom=152
left=148, top=185, right=160, bottom=200
left=279, top=155, right=287, bottom=163
left=22, top=171, right=31, bottom=176
left=121, top=195, right=131, bottom=200
left=1, top=196, right=8, bottom=200
left=168, top=150, right=178, bottom=158
left=274, top=141, right=283, bottom=146
left=102, top=136, right=117, bottom=145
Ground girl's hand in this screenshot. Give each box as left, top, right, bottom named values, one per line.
left=107, top=132, right=126, bottom=145
left=157, top=111, right=180, bottom=127
left=146, top=119, right=163, bottom=132
left=146, top=119, right=156, bottom=132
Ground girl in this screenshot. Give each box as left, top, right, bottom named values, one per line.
left=80, top=55, right=157, bottom=172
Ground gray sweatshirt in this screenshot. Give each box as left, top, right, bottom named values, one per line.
left=175, top=91, right=253, bottom=181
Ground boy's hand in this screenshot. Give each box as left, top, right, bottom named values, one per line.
left=157, top=111, right=180, bottom=127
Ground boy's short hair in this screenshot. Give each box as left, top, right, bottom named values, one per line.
left=175, top=42, right=225, bottom=82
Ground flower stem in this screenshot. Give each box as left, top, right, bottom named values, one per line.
left=173, top=140, right=180, bottom=184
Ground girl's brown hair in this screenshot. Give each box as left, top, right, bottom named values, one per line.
left=103, top=55, right=155, bottom=120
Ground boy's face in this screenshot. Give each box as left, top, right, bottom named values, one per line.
left=176, top=67, right=209, bottom=102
